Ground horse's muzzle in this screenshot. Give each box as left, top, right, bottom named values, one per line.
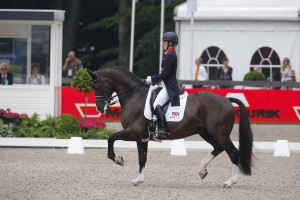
left=96, top=102, right=109, bottom=114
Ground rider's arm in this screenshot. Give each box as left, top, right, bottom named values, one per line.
left=151, top=53, right=175, bottom=83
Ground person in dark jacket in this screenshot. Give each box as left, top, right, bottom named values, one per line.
left=217, top=57, right=233, bottom=88
left=0, top=63, right=13, bottom=85
left=145, top=32, right=180, bottom=139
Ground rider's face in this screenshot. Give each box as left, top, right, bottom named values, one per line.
left=162, top=41, right=169, bottom=51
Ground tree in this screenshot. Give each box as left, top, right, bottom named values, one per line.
left=133, top=0, right=185, bottom=77
left=71, top=69, right=93, bottom=118
left=80, top=0, right=184, bottom=77
left=118, top=0, right=131, bottom=69
left=62, top=0, right=82, bottom=60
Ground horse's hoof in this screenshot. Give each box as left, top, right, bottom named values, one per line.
left=199, top=169, right=208, bottom=180
left=223, top=183, right=232, bottom=188
left=115, top=156, right=124, bottom=166
left=223, top=180, right=234, bottom=188
left=130, top=178, right=144, bottom=186
left=130, top=180, right=138, bottom=186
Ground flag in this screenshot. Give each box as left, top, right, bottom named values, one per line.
left=187, top=0, right=197, bottom=13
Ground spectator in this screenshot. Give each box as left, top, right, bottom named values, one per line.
left=217, top=57, right=233, bottom=88
left=0, top=63, right=13, bottom=85
left=253, top=66, right=261, bottom=72
left=280, top=57, right=296, bottom=89
left=27, top=63, right=46, bottom=84
left=194, top=58, right=208, bottom=88
left=63, top=51, right=83, bottom=78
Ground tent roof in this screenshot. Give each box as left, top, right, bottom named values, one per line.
left=175, top=0, right=300, bottom=21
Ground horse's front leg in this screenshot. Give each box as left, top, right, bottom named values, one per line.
left=130, top=141, right=148, bottom=186
left=107, top=130, right=128, bottom=166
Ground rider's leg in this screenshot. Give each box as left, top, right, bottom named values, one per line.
left=153, top=87, right=169, bottom=139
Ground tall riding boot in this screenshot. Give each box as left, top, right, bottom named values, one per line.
left=154, top=105, right=169, bottom=139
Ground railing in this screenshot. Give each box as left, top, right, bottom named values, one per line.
left=178, top=80, right=300, bottom=89
left=62, top=77, right=300, bottom=89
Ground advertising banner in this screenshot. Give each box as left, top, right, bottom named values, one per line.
left=62, top=87, right=300, bottom=124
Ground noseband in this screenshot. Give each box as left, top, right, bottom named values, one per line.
left=93, top=79, right=118, bottom=106
left=92, top=71, right=145, bottom=107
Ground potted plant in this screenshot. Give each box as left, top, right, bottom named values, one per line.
left=71, top=68, right=93, bottom=118
left=243, top=71, right=266, bottom=81
left=243, top=71, right=267, bottom=89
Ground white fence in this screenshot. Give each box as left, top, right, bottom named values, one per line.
left=0, top=138, right=299, bottom=151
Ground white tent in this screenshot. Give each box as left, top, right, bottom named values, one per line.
left=174, top=0, right=300, bottom=81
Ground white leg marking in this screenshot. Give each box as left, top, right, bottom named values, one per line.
left=223, top=164, right=239, bottom=188
left=130, top=168, right=145, bottom=186
left=199, top=153, right=214, bottom=179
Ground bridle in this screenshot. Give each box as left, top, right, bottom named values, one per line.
left=92, top=71, right=145, bottom=107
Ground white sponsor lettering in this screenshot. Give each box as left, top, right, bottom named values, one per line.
left=225, top=93, right=250, bottom=107
left=75, top=103, right=102, bottom=118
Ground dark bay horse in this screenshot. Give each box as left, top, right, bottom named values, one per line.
left=88, top=67, right=253, bottom=188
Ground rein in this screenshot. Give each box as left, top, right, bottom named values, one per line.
left=93, top=71, right=145, bottom=106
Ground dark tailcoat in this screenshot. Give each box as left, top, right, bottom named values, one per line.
left=0, top=72, right=13, bottom=85
left=151, top=50, right=180, bottom=106
left=217, top=66, right=233, bottom=88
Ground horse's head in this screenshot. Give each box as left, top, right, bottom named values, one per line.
left=88, top=70, right=115, bottom=113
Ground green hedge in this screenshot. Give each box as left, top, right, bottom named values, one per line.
left=0, top=109, right=115, bottom=139
left=243, top=71, right=266, bottom=81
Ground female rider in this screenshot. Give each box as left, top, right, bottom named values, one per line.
left=145, top=32, right=180, bottom=139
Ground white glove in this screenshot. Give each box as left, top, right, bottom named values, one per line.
left=145, top=76, right=152, bottom=84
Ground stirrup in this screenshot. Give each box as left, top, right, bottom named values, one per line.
left=154, top=130, right=169, bottom=140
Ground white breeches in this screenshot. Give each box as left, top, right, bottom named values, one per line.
left=153, top=86, right=169, bottom=108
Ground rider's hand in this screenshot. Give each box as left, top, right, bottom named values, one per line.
left=145, top=76, right=152, bottom=84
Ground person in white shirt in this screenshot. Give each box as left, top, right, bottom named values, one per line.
left=27, top=63, right=46, bottom=85
left=194, top=58, right=208, bottom=88
left=281, top=57, right=295, bottom=82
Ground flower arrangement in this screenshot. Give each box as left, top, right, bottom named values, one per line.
left=0, top=109, right=28, bottom=125
left=0, top=108, right=29, bottom=137
left=79, top=119, right=106, bottom=131
left=0, top=108, right=113, bottom=139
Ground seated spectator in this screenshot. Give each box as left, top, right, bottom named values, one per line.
left=217, top=57, right=233, bottom=88
left=0, top=63, right=13, bottom=85
left=27, top=63, right=46, bottom=84
left=194, top=58, right=208, bottom=88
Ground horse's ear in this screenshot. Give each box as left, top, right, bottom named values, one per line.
left=87, top=70, right=98, bottom=81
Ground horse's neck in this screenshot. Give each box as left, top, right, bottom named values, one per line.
left=102, top=68, right=148, bottom=107
left=114, top=80, right=148, bottom=108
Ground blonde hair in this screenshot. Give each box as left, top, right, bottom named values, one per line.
left=282, top=57, right=290, bottom=68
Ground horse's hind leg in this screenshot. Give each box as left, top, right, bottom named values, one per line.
left=222, top=140, right=239, bottom=188
left=198, top=127, right=224, bottom=180
left=210, top=132, right=239, bottom=188
left=130, top=141, right=148, bottom=186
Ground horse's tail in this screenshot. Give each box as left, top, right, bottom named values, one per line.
left=228, top=97, right=253, bottom=175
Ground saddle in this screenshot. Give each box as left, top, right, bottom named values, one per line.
left=143, top=86, right=186, bottom=142
left=149, top=86, right=185, bottom=114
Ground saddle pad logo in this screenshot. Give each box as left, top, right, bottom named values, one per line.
left=171, top=112, right=180, bottom=116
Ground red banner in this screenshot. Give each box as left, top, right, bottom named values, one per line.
left=61, top=87, right=300, bottom=124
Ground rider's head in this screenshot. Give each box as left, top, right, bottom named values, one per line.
left=162, top=32, right=178, bottom=51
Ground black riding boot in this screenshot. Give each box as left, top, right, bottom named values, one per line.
left=154, top=105, right=169, bottom=139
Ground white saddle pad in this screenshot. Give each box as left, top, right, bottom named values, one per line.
left=144, top=85, right=188, bottom=122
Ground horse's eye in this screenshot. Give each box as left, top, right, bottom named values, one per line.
left=93, top=81, right=101, bottom=89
